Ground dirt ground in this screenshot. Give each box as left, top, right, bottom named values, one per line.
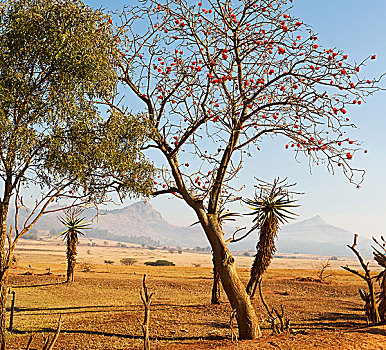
left=5, top=238, right=386, bottom=349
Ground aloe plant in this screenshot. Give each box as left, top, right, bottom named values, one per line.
left=244, top=179, right=298, bottom=297
left=59, top=208, right=90, bottom=283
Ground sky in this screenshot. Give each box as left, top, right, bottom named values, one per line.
left=83, top=0, right=386, bottom=239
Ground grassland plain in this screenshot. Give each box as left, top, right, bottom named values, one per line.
left=5, top=238, right=386, bottom=349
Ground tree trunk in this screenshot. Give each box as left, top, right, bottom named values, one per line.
left=0, top=200, right=10, bottom=350
left=368, top=278, right=381, bottom=324
left=66, top=234, right=76, bottom=283
left=211, top=256, right=221, bottom=305
left=246, top=218, right=277, bottom=297
left=199, top=212, right=261, bottom=339
left=0, top=273, right=8, bottom=350
left=246, top=258, right=260, bottom=297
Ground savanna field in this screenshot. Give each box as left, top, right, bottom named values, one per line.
left=5, top=238, right=385, bottom=350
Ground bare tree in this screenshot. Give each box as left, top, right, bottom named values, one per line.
left=117, top=0, right=382, bottom=338
left=342, top=234, right=380, bottom=324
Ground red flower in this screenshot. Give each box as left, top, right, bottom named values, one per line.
left=346, top=152, right=353, bottom=160
left=371, top=55, right=376, bottom=60
left=278, top=47, right=285, bottom=54
left=340, top=108, right=347, bottom=114
left=343, top=55, right=348, bottom=59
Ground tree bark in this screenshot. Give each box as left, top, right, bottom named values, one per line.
left=0, top=199, right=10, bottom=350
left=0, top=273, right=8, bottom=350
left=66, top=234, right=76, bottom=283
left=211, top=256, right=221, bottom=305
left=198, top=211, right=261, bottom=339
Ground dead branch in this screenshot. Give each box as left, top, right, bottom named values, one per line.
left=258, top=278, right=290, bottom=334
left=25, top=315, right=61, bottom=350
left=43, top=315, right=62, bottom=350
left=318, top=258, right=333, bottom=282
left=25, top=334, right=33, bottom=350
left=342, top=234, right=381, bottom=324
left=140, top=274, right=154, bottom=350
left=229, top=309, right=238, bottom=343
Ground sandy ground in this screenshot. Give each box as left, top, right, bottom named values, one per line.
left=4, top=238, right=385, bottom=349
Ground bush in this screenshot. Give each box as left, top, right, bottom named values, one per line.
left=81, top=263, right=92, bottom=272
left=144, top=260, right=175, bottom=266
left=104, top=260, right=114, bottom=265
left=120, top=258, right=137, bottom=266
left=243, top=252, right=251, bottom=257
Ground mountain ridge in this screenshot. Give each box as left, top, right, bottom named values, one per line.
left=24, top=201, right=371, bottom=256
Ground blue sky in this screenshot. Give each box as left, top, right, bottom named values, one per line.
left=85, top=0, right=386, bottom=239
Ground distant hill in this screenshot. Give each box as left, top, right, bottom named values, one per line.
left=19, top=201, right=371, bottom=256
left=231, top=215, right=372, bottom=256
left=29, top=201, right=209, bottom=248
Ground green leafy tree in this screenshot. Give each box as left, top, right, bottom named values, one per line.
left=0, top=0, right=154, bottom=347
left=59, top=208, right=90, bottom=283
left=243, top=179, right=298, bottom=297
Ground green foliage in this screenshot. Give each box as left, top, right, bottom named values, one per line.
left=144, top=260, right=175, bottom=266
left=243, top=178, right=299, bottom=234
left=0, top=0, right=154, bottom=206
left=120, top=258, right=137, bottom=266
left=58, top=208, right=90, bottom=242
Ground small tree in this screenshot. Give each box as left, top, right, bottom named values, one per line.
left=121, top=258, right=137, bottom=265
left=118, top=0, right=381, bottom=339
left=59, top=208, right=90, bottom=283
left=0, top=0, right=154, bottom=347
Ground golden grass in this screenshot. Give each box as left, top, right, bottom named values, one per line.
left=4, top=238, right=385, bottom=349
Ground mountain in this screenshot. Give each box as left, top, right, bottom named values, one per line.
left=230, top=215, right=372, bottom=256
left=21, top=202, right=371, bottom=256
left=30, top=201, right=209, bottom=248
left=85, top=201, right=208, bottom=247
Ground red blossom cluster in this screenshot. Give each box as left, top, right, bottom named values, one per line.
left=117, top=0, right=382, bottom=197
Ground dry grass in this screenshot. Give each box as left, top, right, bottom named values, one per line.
left=4, top=238, right=386, bottom=349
